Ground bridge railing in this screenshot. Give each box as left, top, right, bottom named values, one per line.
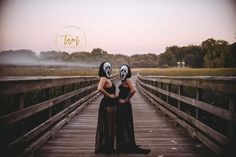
left=0, top=75, right=118, bottom=156
left=137, top=74, right=236, bottom=156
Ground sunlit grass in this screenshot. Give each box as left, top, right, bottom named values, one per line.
left=1, top=66, right=235, bottom=76
left=133, top=68, right=236, bottom=76
left=0, top=66, right=119, bottom=76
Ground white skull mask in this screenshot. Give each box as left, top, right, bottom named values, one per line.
left=103, top=62, right=111, bottom=77
left=120, top=65, right=128, bottom=81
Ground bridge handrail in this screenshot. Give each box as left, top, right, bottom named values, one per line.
left=137, top=74, right=236, bottom=156
left=0, top=76, right=99, bottom=94
left=0, top=74, right=119, bottom=156
left=137, top=75, right=236, bottom=94
left=0, top=84, right=97, bottom=126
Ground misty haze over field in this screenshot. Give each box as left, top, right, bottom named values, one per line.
left=0, top=57, right=97, bottom=67
left=0, top=50, right=98, bottom=68
left=1, top=39, right=236, bottom=69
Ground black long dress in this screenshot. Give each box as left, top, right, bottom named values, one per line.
left=116, top=84, right=138, bottom=152
left=117, top=84, right=150, bottom=154
left=95, top=83, right=117, bottom=153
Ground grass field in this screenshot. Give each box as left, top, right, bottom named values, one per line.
left=0, top=66, right=236, bottom=76
left=0, top=66, right=97, bottom=76
left=133, top=68, right=236, bottom=76
left=0, top=66, right=120, bottom=76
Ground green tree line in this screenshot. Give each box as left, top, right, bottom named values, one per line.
left=0, top=38, right=235, bottom=68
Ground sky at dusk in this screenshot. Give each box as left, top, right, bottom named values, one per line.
left=0, top=0, right=235, bottom=55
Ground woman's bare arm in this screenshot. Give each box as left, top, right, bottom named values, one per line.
left=97, top=77, right=115, bottom=98
left=125, top=78, right=136, bottom=102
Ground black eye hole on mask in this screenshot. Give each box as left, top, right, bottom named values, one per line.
left=105, top=66, right=111, bottom=71
left=120, top=69, right=126, bottom=73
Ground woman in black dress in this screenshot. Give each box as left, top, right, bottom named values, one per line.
left=116, top=65, right=150, bottom=154
left=95, top=61, right=117, bottom=154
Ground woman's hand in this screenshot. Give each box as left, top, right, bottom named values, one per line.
left=119, top=99, right=125, bottom=103
left=109, top=95, right=117, bottom=99
left=119, top=99, right=128, bottom=104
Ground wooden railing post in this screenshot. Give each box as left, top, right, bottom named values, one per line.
left=17, top=93, right=25, bottom=134
left=46, top=88, right=52, bottom=118
left=228, top=95, right=235, bottom=139
left=0, top=76, right=101, bottom=157
left=195, top=88, right=202, bottom=119
left=72, top=83, right=76, bottom=103
left=160, top=82, right=163, bottom=99
left=136, top=75, right=236, bottom=156
left=178, top=85, right=183, bottom=109
left=18, top=93, right=24, bottom=110
left=62, top=85, right=68, bottom=109
left=76, top=83, right=79, bottom=100
left=150, top=80, right=154, bottom=94
left=167, top=84, right=170, bottom=104
left=154, top=81, right=157, bottom=87
left=14, top=92, right=24, bottom=109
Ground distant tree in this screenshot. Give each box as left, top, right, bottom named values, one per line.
left=165, top=46, right=182, bottom=61
left=202, top=38, right=233, bottom=68
left=130, top=53, right=159, bottom=68
left=1, top=38, right=235, bottom=68
left=159, top=50, right=177, bottom=67
left=164, top=45, right=203, bottom=68
left=109, top=54, right=129, bottom=67
left=183, top=46, right=203, bottom=68
left=229, top=42, right=236, bottom=67
left=0, top=49, right=36, bottom=58
left=70, top=51, right=90, bottom=61
left=91, top=48, right=107, bottom=56
left=0, top=49, right=38, bottom=61
left=39, top=51, right=70, bottom=61
left=0, top=49, right=39, bottom=65
left=40, top=51, right=58, bottom=60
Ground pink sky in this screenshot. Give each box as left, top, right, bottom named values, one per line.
left=0, top=0, right=235, bottom=55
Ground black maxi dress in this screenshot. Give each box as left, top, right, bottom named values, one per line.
left=95, top=83, right=117, bottom=153
left=116, top=84, right=139, bottom=153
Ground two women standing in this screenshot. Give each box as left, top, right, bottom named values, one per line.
left=95, top=61, right=150, bottom=154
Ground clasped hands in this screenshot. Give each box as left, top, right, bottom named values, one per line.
left=118, top=98, right=128, bottom=104
left=109, top=95, right=128, bottom=104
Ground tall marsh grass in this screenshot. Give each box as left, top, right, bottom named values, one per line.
left=133, top=68, right=236, bottom=76
left=1, top=66, right=235, bottom=76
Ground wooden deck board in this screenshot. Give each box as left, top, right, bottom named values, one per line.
left=34, top=78, right=216, bottom=157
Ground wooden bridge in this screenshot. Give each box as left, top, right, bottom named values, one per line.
left=0, top=75, right=235, bottom=157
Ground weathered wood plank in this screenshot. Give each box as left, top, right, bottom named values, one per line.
left=0, top=75, right=120, bottom=157
left=138, top=79, right=236, bottom=122
left=0, top=91, right=98, bottom=156
left=0, top=84, right=97, bottom=126
left=21, top=92, right=99, bottom=157
left=138, top=83, right=223, bottom=155
left=0, top=76, right=99, bottom=95
left=139, top=75, right=236, bottom=94
left=137, top=81, right=231, bottom=146
left=34, top=77, right=215, bottom=157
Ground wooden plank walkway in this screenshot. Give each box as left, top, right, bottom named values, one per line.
left=34, top=78, right=216, bottom=157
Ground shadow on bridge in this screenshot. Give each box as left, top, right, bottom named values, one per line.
left=1, top=75, right=235, bottom=157
left=33, top=77, right=216, bottom=157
